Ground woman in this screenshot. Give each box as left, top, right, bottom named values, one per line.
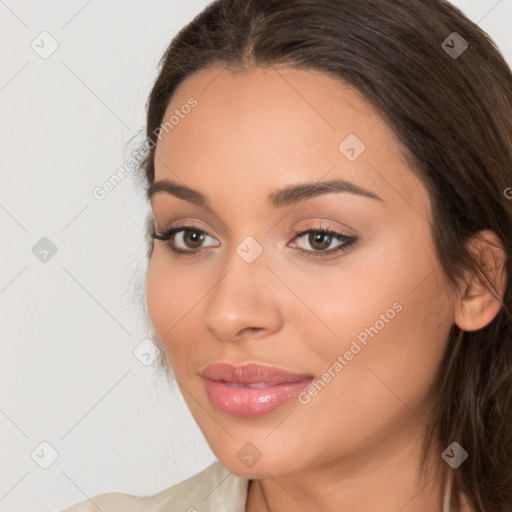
left=61, top=0, right=512, bottom=510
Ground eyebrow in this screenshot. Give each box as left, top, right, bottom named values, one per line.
left=147, top=178, right=383, bottom=208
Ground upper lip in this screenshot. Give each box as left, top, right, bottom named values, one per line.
left=201, top=363, right=313, bottom=385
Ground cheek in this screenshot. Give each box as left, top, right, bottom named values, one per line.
left=146, top=253, right=205, bottom=359
left=306, top=233, right=452, bottom=421
left=316, top=218, right=449, bottom=345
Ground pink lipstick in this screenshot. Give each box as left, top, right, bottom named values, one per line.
left=201, top=363, right=314, bottom=417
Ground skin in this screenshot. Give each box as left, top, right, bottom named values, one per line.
left=146, top=65, right=505, bottom=511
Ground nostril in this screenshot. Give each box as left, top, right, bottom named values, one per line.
left=239, top=327, right=263, bottom=337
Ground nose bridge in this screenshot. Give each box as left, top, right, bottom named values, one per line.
left=203, top=236, right=282, bottom=341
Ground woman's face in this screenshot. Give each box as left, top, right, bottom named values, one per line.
left=147, top=66, right=456, bottom=479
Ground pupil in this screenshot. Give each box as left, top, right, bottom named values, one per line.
left=186, top=230, right=203, bottom=247
left=311, top=232, right=330, bottom=250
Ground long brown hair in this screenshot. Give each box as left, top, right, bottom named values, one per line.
left=136, top=1, right=512, bottom=510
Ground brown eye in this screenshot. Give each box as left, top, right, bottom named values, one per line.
left=308, top=232, right=334, bottom=251
left=151, top=226, right=220, bottom=256
left=294, top=230, right=345, bottom=253
left=291, top=227, right=358, bottom=259
left=182, top=229, right=206, bottom=249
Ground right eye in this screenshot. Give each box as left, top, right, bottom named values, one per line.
left=151, top=226, right=220, bottom=256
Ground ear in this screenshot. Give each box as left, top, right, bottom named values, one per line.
left=454, top=230, right=508, bottom=332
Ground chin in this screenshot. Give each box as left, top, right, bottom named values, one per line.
left=215, top=448, right=297, bottom=480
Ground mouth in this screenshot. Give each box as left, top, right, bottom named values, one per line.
left=219, top=381, right=289, bottom=388
left=201, top=362, right=314, bottom=386
left=201, top=363, right=314, bottom=417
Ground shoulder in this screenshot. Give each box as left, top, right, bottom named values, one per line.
left=59, top=459, right=249, bottom=512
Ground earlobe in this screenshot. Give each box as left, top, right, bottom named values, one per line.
left=454, top=230, right=508, bottom=332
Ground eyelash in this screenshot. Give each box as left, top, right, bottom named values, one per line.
left=150, top=223, right=358, bottom=260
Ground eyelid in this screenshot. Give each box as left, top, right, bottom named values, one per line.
left=154, top=224, right=219, bottom=246
left=151, top=205, right=228, bottom=237
left=292, top=217, right=357, bottom=236
left=157, top=219, right=217, bottom=237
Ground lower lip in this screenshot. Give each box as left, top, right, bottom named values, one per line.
left=204, top=378, right=314, bottom=417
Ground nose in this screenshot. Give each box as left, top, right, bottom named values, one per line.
left=203, top=247, right=284, bottom=343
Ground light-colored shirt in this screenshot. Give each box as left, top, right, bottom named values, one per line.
left=59, top=459, right=458, bottom=511
left=60, top=460, right=248, bottom=512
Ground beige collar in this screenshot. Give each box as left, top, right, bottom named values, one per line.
left=442, top=470, right=453, bottom=512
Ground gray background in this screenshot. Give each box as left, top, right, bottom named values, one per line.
left=1, top=1, right=511, bottom=511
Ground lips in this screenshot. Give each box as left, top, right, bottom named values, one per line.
left=201, top=363, right=314, bottom=417
left=202, top=362, right=312, bottom=384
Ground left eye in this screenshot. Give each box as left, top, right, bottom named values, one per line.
left=290, top=229, right=357, bottom=256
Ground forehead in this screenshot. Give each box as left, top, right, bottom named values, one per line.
left=153, top=65, right=429, bottom=217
